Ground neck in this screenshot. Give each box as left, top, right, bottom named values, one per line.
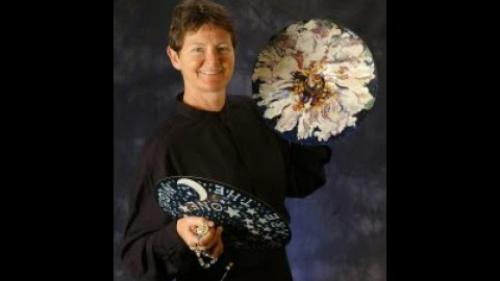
left=182, top=90, right=226, bottom=112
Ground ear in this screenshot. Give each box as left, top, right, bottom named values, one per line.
left=166, top=46, right=181, bottom=70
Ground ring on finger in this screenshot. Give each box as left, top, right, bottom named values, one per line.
left=195, top=223, right=209, bottom=239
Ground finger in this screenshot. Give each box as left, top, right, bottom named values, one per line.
left=209, top=235, right=224, bottom=259
left=186, top=219, right=212, bottom=234
left=199, top=225, right=222, bottom=245
left=197, top=229, right=218, bottom=249
left=207, top=227, right=224, bottom=258
left=178, top=217, right=216, bottom=249
left=199, top=226, right=223, bottom=251
left=193, top=225, right=222, bottom=251
left=214, top=239, right=224, bottom=259
left=187, top=218, right=215, bottom=239
left=177, top=220, right=208, bottom=248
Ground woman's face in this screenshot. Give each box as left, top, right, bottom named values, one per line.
left=168, top=24, right=235, bottom=96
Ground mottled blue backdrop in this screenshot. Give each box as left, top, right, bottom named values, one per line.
left=114, top=0, right=386, bottom=280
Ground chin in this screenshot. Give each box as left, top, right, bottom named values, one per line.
left=201, top=82, right=228, bottom=92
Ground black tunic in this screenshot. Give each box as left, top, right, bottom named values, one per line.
left=121, top=94, right=331, bottom=281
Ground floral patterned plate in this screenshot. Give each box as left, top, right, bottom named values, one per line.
left=252, top=19, right=378, bottom=145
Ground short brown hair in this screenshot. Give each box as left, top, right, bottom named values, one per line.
left=168, top=0, right=237, bottom=52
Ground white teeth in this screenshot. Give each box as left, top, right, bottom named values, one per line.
left=199, top=70, right=222, bottom=75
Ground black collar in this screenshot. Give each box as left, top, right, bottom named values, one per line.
left=175, top=93, right=228, bottom=120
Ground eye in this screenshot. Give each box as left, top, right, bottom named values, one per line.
left=218, top=46, right=231, bottom=53
left=191, top=47, right=204, bottom=53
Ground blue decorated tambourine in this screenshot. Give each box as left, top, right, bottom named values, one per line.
left=154, top=176, right=291, bottom=250
left=252, top=19, right=378, bottom=145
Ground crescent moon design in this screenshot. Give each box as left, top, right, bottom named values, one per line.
left=177, top=178, right=208, bottom=201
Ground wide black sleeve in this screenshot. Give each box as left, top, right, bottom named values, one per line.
left=120, top=134, right=196, bottom=281
left=278, top=137, right=332, bottom=198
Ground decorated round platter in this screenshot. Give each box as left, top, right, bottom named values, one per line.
left=252, top=19, right=378, bottom=145
left=154, top=176, right=291, bottom=250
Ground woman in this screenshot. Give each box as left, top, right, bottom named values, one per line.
left=121, top=1, right=331, bottom=280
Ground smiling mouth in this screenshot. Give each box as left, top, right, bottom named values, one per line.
left=199, top=70, right=223, bottom=75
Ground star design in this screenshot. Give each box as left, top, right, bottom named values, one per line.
left=258, top=218, right=268, bottom=224
left=277, top=231, right=290, bottom=237
left=246, top=208, right=257, bottom=215
left=244, top=218, right=253, bottom=224
left=178, top=205, right=189, bottom=212
left=225, top=207, right=240, bottom=218
left=264, top=234, right=272, bottom=240
left=263, top=227, right=271, bottom=232
left=250, top=229, right=260, bottom=235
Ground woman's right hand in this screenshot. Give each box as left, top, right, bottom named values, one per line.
left=176, top=216, right=224, bottom=258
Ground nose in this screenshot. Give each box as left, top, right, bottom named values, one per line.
left=204, top=48, right=222, bottom=68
